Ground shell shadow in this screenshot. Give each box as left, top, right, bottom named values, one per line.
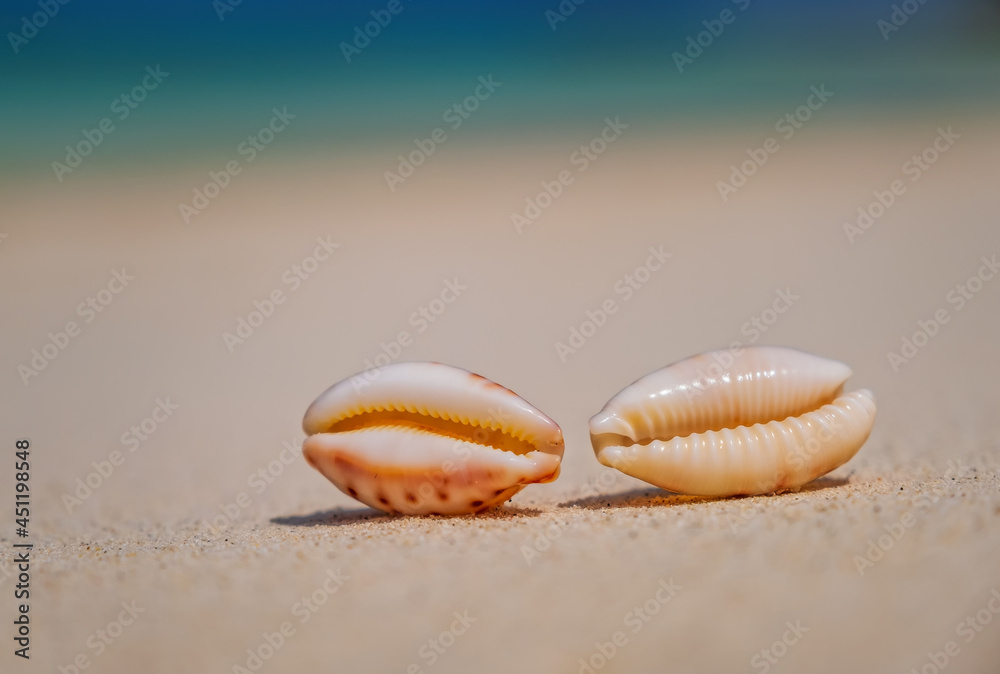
left=271, top=504, right=543, bottom=527
left=561, top=476, right=850, bottom=510
left=271, top=507, right=386, bottom=527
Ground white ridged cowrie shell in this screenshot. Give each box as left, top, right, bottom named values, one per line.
left=589, top=346, right=877, bottom=497
left=302, top=362, right=564, bottom=515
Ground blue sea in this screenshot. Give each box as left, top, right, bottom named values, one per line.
left=1, top=0, right=997, bottom=178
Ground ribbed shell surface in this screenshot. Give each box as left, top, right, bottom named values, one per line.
left=590, top=346, right=853, bottom=444
left=589, top=347, right=876, bottom=496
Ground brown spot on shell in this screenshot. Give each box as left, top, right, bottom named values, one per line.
left=470, top=500, right=484, bottom=508
left=469, top=371, right=518, bottom=395
left=303, top=361, right=569, bottom=515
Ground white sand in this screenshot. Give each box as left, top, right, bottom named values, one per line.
left=2, top=114, right=999, bottom=673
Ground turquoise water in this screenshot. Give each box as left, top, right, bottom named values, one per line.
left=2, top=1, right=997, bottom=174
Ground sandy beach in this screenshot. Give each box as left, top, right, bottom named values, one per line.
left=2, top=112, right=1000, bottom=673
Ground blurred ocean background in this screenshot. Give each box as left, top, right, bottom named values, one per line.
left=3, top=8, right=1000, bottom=672
left=2, top=0, right=998, bottom=177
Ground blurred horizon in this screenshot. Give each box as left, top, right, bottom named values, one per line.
left=2, top=0, right=999, bottom=176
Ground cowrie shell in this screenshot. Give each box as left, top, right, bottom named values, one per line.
left=589, top=346, right=876, bottom=496
left=303, top=362, right=564, bottom=515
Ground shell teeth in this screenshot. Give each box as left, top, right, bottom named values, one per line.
left=338, top=401, right=535, bottom=444
left=303, top=361, right=565, bottom=516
